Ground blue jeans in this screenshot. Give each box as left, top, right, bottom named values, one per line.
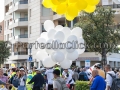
left=18, top=86, right=26, bottom=90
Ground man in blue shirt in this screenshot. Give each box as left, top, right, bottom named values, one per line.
left=90, top=70, right=106, bottom=90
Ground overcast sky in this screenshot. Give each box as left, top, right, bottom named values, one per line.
left=0, top=0, right=4, bottom=22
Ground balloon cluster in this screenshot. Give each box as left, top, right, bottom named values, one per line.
left=42, top=0, right=100, bottom=21
left=36, top=20, right=85, bottom=69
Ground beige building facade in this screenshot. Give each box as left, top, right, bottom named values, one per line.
left=4, top=0, right=120, bottom=68
left=0, top=21, right=4, bottom=41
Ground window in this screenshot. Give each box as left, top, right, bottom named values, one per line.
left=29, top=26, right=31, bottom=34
left=41, top=24, right=46, bottom=32
left=29, top=9, right=31, bottom=17
left=41, top=5, right=50, bottom=16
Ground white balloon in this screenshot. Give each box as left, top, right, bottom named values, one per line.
left=53, top=51, right=65, bottom=62
left=42, top=56, right=56, bottom=67
left=44, top=20, right=55, bottom=31
left=77, top=48, right=85, bottom=54
left=47, top=29, right=56, bottom=39
left=66, top=41, right=75, bottom=53
left=54, top=31, right=65, bottom=42
left=78, top=37, right=84, bottom=44
left=40, top=32, right=48, bottom=40
left=77, top=37, right=85, bottom=54
left=60, top=59, right=72, bottom=69
left=45, top=39, right=54, bottom=55
left=67, top=35, right=78, bottom=42
left=66, top=50, right=79, bottom=61
left=71, top=27, right=82, bottom=37
left=52, top=39, right=61, bottom=51
left=37, top=37, right=46, bottom=44
left=62, top=27, right=71, bottom=40
left=36, top=50, right=48, bottom=60
left=55, top=25, right=63, bottom=31
left=51, top=52, right=56, bottom=62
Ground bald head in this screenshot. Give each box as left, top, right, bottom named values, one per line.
left=92, top=70, right=99, bottom=77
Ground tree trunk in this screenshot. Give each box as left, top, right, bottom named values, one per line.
left=101, top=47, right=107, bottom=69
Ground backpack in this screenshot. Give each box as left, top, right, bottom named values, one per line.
left=108, top=73, right=120, bottom=90
left=11, top=75, right=20, bottom=87
left=79, top=72, right=88, bottom=81
left=56, top=79, right=70, bottom=90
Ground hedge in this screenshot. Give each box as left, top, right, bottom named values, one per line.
left=75, top=81, right=90, bottom=90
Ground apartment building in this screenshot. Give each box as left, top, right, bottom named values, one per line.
left=0, top=21, right=4, bottom=41
left=4, top=0, right=120, bottom=68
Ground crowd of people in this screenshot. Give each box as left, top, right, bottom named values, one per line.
left=0, top=64, right=120, bottom=90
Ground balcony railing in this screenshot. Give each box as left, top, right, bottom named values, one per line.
left=103, top=4, right=120, bottom=8
left=19, top=34, right=28, bottom=38
left=19, top=18, right=28, bottom=21
left=19, top=0, right=28, bottom=4
left=14, top=51, right=28, bottom=55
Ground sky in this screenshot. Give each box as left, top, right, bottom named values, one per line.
left=0, top=0, right=4, bottom=22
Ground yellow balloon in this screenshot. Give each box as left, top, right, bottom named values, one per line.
left=75, top=0, right=88, bottom=10
left=68, top=0, right=78, bottom=3
left=84, top=5, right=96, bottom=13
left=56, top=4, right=67, bottom=14
left=52, top=6, right=57, bottom=12
left=85, top=0, right=100, bottom=6
left=67, top=4, right=79, bottom=17
left=51, top=0, right=61, bottom=5
left=65, top=13, right=75, bottom=21
left=58, top=0, right=67, bottom=3
left=42, top=0, right=53, bottom=8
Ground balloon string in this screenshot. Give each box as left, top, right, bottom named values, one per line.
left=65, top=18, right=67, bottom=27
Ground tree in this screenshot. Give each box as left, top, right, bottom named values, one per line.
left=0, top=41, right=11, bottom=67
left=75, top=6, right=120, bottom=68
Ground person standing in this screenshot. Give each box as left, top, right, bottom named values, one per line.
left=0, top=68, right=8, bottom=89
left=72, top=69, right=79, bottom=81
left=62, top=69, right=75, bottom=90
left=90, top=70, right=106, bottom=90
left=104, top=64, right=116, bottom=90
left=45, top=67, right=54, bottom=90
left=28, top=68, right=44, bottom=90
left=26, top=70, right=33, bottom=90
left=18, top=68, right=27, bottom=90
left=53, top=69, right=69, bottom=90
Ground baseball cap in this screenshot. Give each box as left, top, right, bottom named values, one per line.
left=20, top=68, right=25, bottom=71
left=35, top=68, right=41, bottom=72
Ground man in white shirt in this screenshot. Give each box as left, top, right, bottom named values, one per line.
left=105, top=64, right=116, bottom=90
left=45, top=67, right=54, bottom=90
left=62, top=69, right=74, bottom=90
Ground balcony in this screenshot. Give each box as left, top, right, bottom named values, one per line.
left=8, top=52, right=28, bottom=61
left=5, top=12, right=9, bottom=16
left=14, top=0, right=28, bottom=12
left=53, top=14, right=65, bottom=20
left=103, top=4, right=120, bottom=8
left=103, top=4, right=120, bottom=15
left=14, top=51, right=28, bottom=55
left=9, top=18, right=28, bottom=29
left=5, top=0, right=12, bottom=6
left=9, top=34, right=28, bottom=43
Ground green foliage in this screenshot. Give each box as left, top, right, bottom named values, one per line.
left=75, top=6, right=120, bottom=54
left=75, top=6, right=120, bottom=66
left=0, top=41, right=11, bottom=65
left=75, top=81, right=89, bottom=90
